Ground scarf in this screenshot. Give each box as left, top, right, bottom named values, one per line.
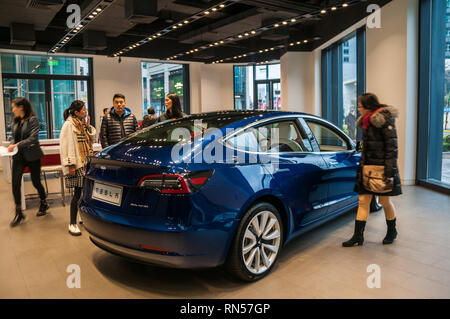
left=71, top=116, right=92, bottom=164
left=362, top=107, right=383, bottom=130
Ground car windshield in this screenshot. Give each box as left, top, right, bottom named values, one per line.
left=125, top=115, right=244, bottom=146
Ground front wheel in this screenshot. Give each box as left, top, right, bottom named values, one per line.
left=225, top=202, right=283, bottom=282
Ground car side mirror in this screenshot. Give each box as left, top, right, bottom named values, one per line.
left=356, top=141, right=362, bottom=152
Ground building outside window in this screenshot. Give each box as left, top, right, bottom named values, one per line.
left=442, top=0, right=450, bottom=185
left=342, top=36, right=357, bottom=141
left=1, top=53, right=92, bottom=139
left=234, top=63, right=281, bottom=110
left=141, top=62, right=189, bottom=118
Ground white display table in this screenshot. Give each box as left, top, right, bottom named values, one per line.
left=1, top=140, right=102, bottom=209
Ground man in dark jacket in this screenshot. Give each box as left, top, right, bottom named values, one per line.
left=100, top=93, right=138, bottom=148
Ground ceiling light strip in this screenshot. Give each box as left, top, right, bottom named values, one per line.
left=209, top=37, right=318, bottom=64
left=112, top=0, right=236, bottom=57
left=49, top=0, right=115, bottom=54
left=165, top=0, right=357, bottom=61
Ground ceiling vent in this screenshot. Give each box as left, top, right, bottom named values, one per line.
left=10, top=23, right=36, bottom=46
left=26, top=0, right=65, bottom=9
left=125, top=0, right=159, bottom=24
left=83, top=30, right=107, bottom=51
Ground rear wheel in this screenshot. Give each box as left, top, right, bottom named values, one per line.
left=226, top=202, right=283, bottom=282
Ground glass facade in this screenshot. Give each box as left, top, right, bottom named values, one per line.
left=234, top=63, right=281, bottom=110
left=141, top=62, right=188, bottom=117
left=342, top=36, right=357, bottom=141
left=442, top=0, right=450, bottom=185
left=1, top=53, right=92, bottom=139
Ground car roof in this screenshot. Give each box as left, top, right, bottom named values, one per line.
left=183, top=110, right=319, bottom=121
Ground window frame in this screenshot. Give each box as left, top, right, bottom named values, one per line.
left=1, top=55, right=94, bottom=139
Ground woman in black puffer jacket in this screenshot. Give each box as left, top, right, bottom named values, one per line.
left=343, top=93, right=402, bottom=247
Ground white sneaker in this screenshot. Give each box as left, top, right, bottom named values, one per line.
left=68, top=224, right=81, bottom=236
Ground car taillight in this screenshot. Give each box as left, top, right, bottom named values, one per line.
left=137, top=170, right=213, bottom=194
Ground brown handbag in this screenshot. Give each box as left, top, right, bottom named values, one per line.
left=362, top=165, right=394, bottom=193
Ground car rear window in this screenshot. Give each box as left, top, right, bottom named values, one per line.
left=125, top=116, right=244, bottom=146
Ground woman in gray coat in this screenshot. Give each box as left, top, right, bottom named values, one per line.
left=8, top=98, right=48, bottom=227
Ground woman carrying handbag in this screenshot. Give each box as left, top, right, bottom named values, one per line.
left=343, top=93, right=402, bottom=247
left=8, top=98, right=49, bottom=227
left=60, top=100, right=96, bottom=236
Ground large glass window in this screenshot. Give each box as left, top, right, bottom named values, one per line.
left=321, top=28, right=365, bottom=142
left=234, top=63, right=281, bottom=110
left=141, top=62, right=189, bottom=118
left=417, top=0, right=450, bottom=190
left=1, top=53, right=93, bottom=139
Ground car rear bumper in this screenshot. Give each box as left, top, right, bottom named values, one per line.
left=79, top=207, right=231, bottom=269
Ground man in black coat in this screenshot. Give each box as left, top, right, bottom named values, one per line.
left=100, top=93, right=138, bottom=148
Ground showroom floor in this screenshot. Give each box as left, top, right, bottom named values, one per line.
left=1, top=174, right=450, bottom=299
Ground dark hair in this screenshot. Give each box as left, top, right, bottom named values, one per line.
left=63, top=100, right=85, bottom=121
left=12, top=97, right=35, bottom=122
left=147, top=107, right=155, bottom=115
left=166, top=93, right=183, bottom=118
left=358, top=93, right=387, bottom=112
left=113, top=93, right=125, bottom=101
left=103, top=107, right=109, bottom=114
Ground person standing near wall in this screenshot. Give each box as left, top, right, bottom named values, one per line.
left=157, top=94, right=185, bottom=122
left=60, top=100, right=96, bottom=236
left=342, top=93, right=402, bottom=247
left=99, top=93, right=138, bottom=148
left=7, top=98, right=49, bottom=227
left=142, top=107, right=156, bottom=128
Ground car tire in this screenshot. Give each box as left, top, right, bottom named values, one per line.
left=225, top=202, right=283, bottom=282
left=370, top=196, right=383, bottom=213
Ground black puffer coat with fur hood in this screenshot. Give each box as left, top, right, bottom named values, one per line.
left=354, top=105, right=402, bottom=196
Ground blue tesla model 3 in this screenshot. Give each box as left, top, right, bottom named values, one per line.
left=80, top=110, right=378, bottom=281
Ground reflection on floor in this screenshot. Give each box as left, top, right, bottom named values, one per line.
left=1, top=173, right=450, bottom=299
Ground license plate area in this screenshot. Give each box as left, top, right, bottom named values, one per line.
left=92, top=181, right=123, bottom=206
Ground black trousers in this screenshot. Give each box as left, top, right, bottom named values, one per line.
left=70, top=187, right=82, bottom=225
left=12, top=158, right=46, bottom=207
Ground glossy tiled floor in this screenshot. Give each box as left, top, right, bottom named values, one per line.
left=1, top=174, right=450, bottom=299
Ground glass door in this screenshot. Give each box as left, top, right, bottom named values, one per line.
left=256, top=82, right=269, bottom=110
left=272, top=81, right=281, bottom=110
left=51, top=80, right=88, bottom=138
left=2, top=78, right=48, bottom=139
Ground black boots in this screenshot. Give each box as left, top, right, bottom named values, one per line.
left=383, top=218, right=397, bottom=245
left=342, top=220, right=366, bottom=247
left=36, top=199, right=49, bottom=217
left=10, top=206, right=25, bottom=227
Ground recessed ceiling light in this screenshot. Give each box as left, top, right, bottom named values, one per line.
left=251, top=30, right=256, bottom=34
left=238, top=35, right=243, bottom=38
left=194, top=49, right=198, bottom=51
left=178, top=23, right=183, bottom=26
left=234, top=56, right=237, bottom=59
left=291, top=18, right=296, bottom=22
left=244, top=33, right=249, bottom=36
left=220, top=40, right=224, bottom=44
left=264, top=49, right=268, bottom=52
left=96, top=8, right=102, bottom=12
left=93, top=12, right=98, bottom=15
left=331, top=7, right=337, bottom=11
left=204, top=11, right=210, bottom=15
left=270, top=47, right=274, bottom=50
left=89, top=15, right=94, bottom=19
left=148, top=37, right=152, bottom=40
left=296, top=41, right=301, bottom=45
left=243, top=54, right=246, bottom=57
left=259, top=50, right=263, bottom=53
left=289, top=43, right=294, bottom=46
left=304, top=40, right=308, bottom=43
left=173, top=26, right=177, bottom=29
left=184, top=20, right=189, bottom=24
left=321, top=9, right=326, bottom=14
left=282, top=21, right=288, bottom=25
left=212, top=8, right=217, bottom=11
left=219, top=4, right=225, bottom=8
left=343, top=3, right=348, bottom=8
left=214, top=42, right=219, bottom=45
left=274, top=24, right=279, bottom=27
left=157, top=33, right=161, bottom=36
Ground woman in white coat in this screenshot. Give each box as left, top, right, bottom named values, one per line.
left=60, top=100, right=96, bottom=236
